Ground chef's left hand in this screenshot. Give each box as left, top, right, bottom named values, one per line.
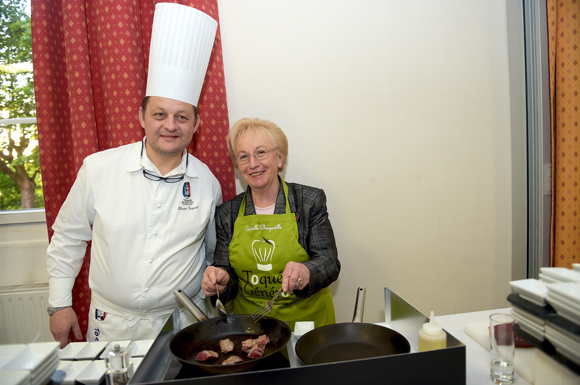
left=281, top=262, right=310, bottom=294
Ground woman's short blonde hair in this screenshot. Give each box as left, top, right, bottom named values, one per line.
left=227, top=118, right=289, bottom=172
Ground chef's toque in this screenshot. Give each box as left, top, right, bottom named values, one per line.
left=146, top=3, right=217, bottom=107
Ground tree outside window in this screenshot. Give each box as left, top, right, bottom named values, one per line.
left=0, top=0, right=43, bottom=210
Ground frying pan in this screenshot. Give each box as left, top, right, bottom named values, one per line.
left=170, top=289, right=291, bottom=375
left=295, top=287, right=411, bottom=365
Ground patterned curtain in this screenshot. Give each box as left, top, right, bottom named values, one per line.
left=31, top=0, right=235, bottom=341
left=547, top=0, right=580, bottom=268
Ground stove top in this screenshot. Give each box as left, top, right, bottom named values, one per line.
left=128, top=289, right=467, bottom=385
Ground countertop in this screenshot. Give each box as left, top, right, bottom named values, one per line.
left=437, top=307, right=533, bottom=385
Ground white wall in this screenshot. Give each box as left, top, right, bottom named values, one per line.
left=217, top=0, right=517, bottom=323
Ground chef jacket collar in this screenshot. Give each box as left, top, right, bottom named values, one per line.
left=125, top=138, right=199, bottom=179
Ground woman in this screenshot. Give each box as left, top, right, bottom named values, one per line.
left=201, top=118, right=340, bottom=330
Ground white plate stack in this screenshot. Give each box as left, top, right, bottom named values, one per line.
left=546, top=282, right=580, bottom=325
left=545, top=323, right=580, bottom=366
left=0, top=342, right=60, bottom=385
left=539, top=267, right=580, bottom=285
left=509, top=278, right=548, bottom=306
left=510, top=306, right=546, bottom=341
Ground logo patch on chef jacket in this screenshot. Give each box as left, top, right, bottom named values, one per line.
left=95, top=309, right=107, bottom=321
left=178, top=181, right=199, bottom=210
left=182, top=182, right=191, bottom=198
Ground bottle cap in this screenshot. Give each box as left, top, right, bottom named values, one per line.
left=422, top=311, right=443, bottom=335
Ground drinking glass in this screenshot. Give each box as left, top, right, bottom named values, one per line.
left=489, top=313, right=515, bottom=384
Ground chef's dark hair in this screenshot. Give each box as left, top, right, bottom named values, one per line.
left=228, top=118, right=288, bottom=172
left=141, top=96, right=198, bottom=124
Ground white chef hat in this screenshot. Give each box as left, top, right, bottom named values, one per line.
left=146, top=3, right=218, bottom=107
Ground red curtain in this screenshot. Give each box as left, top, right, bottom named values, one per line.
left=31, top=0, right=235, bottom=341
left=547, top=0, right=580, bottom=268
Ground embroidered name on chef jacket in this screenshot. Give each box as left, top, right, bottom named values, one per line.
left=178, top=181, right=199, bottom=211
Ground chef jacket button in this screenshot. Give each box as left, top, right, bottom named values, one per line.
left=153, top=231, right=158, bottom=236
left=144, top=288, right=149, bottom=292
left=157, top=203, right=161, bottom=208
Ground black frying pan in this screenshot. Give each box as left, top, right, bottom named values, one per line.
left=170, top=289, right=291, bottom=375
left=295, top=287, right=411, bottom=365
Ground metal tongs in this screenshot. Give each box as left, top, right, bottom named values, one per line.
left=216, top=284, right=227, bottom=320
left=251, top=288, right=282, bottom=322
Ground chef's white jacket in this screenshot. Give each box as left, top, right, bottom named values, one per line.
left=46, top=140, right=222, bottom=316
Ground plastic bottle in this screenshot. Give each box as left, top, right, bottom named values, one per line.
left=106, top=344, right=129, bottom=385
left=418, top=311, right=447, bottom=352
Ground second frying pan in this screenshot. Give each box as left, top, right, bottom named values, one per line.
left=295, top=287, right=411, bottom=365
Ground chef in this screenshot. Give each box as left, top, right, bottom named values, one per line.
left=46, top=3, right=222, bottom=348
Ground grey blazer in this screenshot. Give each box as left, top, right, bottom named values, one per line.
left=213, top=178, right=340, bottom=303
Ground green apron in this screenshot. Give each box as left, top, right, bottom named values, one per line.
left=229, top=179, right=335, bottom=331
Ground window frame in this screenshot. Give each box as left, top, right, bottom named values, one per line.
left=0, top=116, right=43, bottom=219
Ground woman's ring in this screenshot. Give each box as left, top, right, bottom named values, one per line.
left=297, top=278, right=303, bottom=286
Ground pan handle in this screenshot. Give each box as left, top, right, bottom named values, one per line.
left=352, top=287, right=366, bottom=323
left=174, top=289, right=210, bottom=322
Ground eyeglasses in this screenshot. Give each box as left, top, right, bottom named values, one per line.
left=142, top=169, right=185, bottom=183
left=236, top=147, right=277, bottom=165
left=140, top=139, right=187, bottom=183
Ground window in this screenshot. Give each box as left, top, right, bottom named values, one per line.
left=0, top=0, right=43, bottom=212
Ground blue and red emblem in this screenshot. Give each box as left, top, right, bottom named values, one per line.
left=182, top=182, right=191, bottom=198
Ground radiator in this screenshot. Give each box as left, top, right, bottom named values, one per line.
left=0, top=283, right=52, bottom=344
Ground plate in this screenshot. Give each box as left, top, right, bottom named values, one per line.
left=517, top=321, right=544, bottom=341
left=99, top=340, right=131, bottom=360
left=547, top=282, right=580, bottom=305
left=59, top=342, right=89, bottom=360
left=132, top=357, right=143, bottom=371
left=511, top=306, right=545, bottom=327
left=130, top=340, right=154, bottom=357
left=29, top=352, right=58, bottom=378
left=539, top=273, right=559, bottom=284
left=510, top=279, right=548, bottom=306
left=74, top=342, right=108, bottom=360
left=57, top=360, right=92, bottom=385
left=76, top=360, right=107, bottom=385
left=0, top=369, right=31, bottom=385
left=540, top=267, right=580, bottom=283
left=29, top=355, right=59, bottom=385
left=2, top=342, right=59, bottom=372
left=546, top=322, right=580, bottom=345
left=548, top=291, right=580, bottom=313
left=0, top=345, right=26, bottom=369
left=546, top=294, right=580, bottom=325
left=545, top=326, right=580, bottom=365
left=511, top=312, right=544, bottom=341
